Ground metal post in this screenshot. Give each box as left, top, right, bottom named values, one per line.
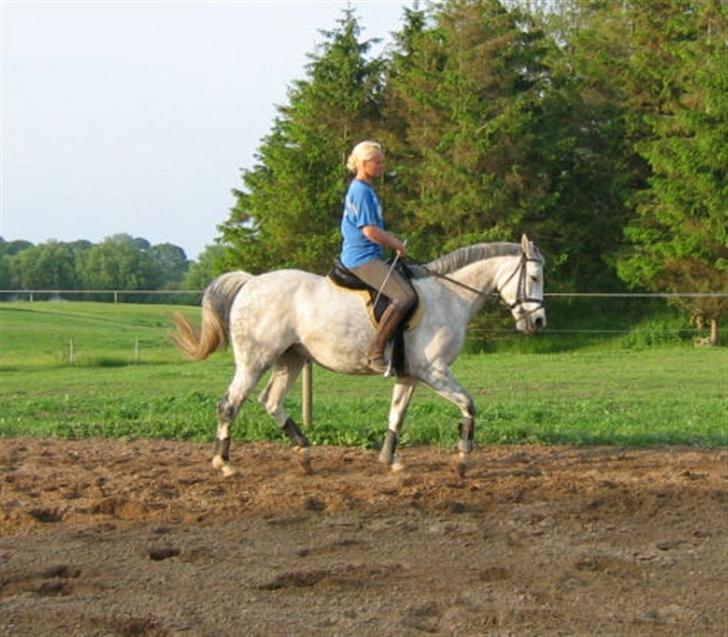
left=302, top=360, right=313, bottom=427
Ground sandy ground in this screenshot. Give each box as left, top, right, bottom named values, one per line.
left=0, top=437, right=726, bottom=637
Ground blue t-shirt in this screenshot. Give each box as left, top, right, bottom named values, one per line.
left=340, top=179, right=384, bottom=269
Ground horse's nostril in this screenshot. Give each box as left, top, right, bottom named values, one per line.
left=535, top=316, right=544, bottom=329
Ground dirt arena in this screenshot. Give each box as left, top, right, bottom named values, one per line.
left=1, top=437, right=726, bottom=636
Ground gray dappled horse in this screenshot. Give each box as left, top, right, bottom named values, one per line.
left=174, top=234, right=546, bottom=477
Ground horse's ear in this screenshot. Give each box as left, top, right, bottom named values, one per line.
left=521, top=233, right=530, bottom=255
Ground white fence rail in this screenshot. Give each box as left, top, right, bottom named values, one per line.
left=0, top=289, right=203, bottom=303
left=1, top=289, right=726, bottom=301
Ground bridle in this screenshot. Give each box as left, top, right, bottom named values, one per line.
left=419, top=251, right=545, bottom=317
left=496, top=252, right=545, bottom=318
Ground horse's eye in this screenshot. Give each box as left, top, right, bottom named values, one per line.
left=530, top=275, right=539, bottom=283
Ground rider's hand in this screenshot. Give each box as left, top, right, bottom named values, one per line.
left=393, top=237, right=408, bottom=258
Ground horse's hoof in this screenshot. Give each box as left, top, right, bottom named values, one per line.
left=391, top=458, right=406, bottom=473
left=211, top=456, right=225, bottom=470
left=221, top=464, right=238, bottom=478
left=295, top=446, right=313, bottom=474
left=454, top=453, right=469, bottom=478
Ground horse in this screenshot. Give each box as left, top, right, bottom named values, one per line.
left=173, top=234, right=546, bottom=477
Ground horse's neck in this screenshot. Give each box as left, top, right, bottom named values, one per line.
left=450, top=256, right=510, bottom=317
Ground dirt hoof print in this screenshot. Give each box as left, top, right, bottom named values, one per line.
left=148, top=547, right=180, bottom=561
left=438, top=500, right=466, bottom=514
left=479, top=566, right=510, bottom=582
left=259, top=569, right=329, bottom=591
left=28, top=508, right=63, bottom=523
left=43, top=565, right=81, bottom=579
left=304, top=497, right=326, bottom=512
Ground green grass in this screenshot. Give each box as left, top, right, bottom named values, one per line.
left=1, top=301, right=726, bottom=447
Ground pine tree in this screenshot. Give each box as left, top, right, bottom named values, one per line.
left=219, top=9, right=385, bottom=273
left=380, top=0, right=552, bottom=260
left=534, top=0, right=644, bottom=289
left=617, top=0, right=728, bottom=343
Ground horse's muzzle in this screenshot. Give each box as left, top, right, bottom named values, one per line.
left=517, top=308, right=546, bottom=335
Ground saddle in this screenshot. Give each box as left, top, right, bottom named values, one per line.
left=328, top=259, right=419, bottom=376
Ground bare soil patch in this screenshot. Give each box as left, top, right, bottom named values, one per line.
left=1, top=437, right=726, bottom=636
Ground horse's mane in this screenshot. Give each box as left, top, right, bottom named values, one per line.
left=420, top=243, right=522, bottom=277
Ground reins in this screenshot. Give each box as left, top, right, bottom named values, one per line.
left=416, top=264, right=490, bottom=298
left=414, top=252, right=545, bottom=316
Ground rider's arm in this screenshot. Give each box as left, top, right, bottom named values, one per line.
left=362, top=226, right=407, bottom=257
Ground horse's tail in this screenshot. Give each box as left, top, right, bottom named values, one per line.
left=173, top=270, right=254, bottom=361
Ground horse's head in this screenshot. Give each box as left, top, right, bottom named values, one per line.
left=498, top=234, right=546, bottom=335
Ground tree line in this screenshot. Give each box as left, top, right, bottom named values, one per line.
left=218, top=0, right=726, bottom=339
left=0, top=234, right=221, bottom=294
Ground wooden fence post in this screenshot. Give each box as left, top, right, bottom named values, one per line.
left=302, top=360, right=313, bottom=427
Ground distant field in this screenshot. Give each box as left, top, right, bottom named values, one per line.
left=1, top=301, right=726, bottom=447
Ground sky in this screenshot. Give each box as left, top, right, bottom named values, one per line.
left=1, top=1, right=412, bottom=260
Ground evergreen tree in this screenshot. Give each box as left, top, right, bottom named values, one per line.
left=381, top=0, right=553, bottom=261
left=219, top=8, right=385, bottom=273
left=617, top=0, right=728, bottom=343
left=534, top=0, right=644, bottom=289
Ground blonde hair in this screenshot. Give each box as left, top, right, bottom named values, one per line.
left=346, top=141, right=383, bottom=174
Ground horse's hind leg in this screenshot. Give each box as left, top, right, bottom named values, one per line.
left=213, top=366, right=264, bottom=477
left=259, top=350, right=312, bottom=473
left=379, top=378, right=417, bottom=472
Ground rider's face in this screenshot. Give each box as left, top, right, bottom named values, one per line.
left=362, top=153, right=384, bottom=180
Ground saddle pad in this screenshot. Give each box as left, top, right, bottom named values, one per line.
left=327, top=277, right=423, bottom=332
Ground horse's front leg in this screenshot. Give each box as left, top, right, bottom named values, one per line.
left=419, top=365, right=476, bottom=477
left=379, top=378, right=417, bottom=472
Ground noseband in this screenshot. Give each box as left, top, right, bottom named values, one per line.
left=496, top=253, right=545, bottom=318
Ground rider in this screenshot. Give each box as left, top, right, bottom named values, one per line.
left=340, top=141, right=416, bottom=374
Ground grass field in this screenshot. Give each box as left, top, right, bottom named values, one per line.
left=1, top=301, right=726, bottom=447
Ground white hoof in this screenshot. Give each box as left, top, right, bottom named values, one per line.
left=454, top=452, right=469, bottom=478
left=211, top=455, right=225, bottom=470
left=391, top=458, right=406, bottom=473
left=221, top=463, right=238, bottom=478
left=213, top=456, right=237, bottom=477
